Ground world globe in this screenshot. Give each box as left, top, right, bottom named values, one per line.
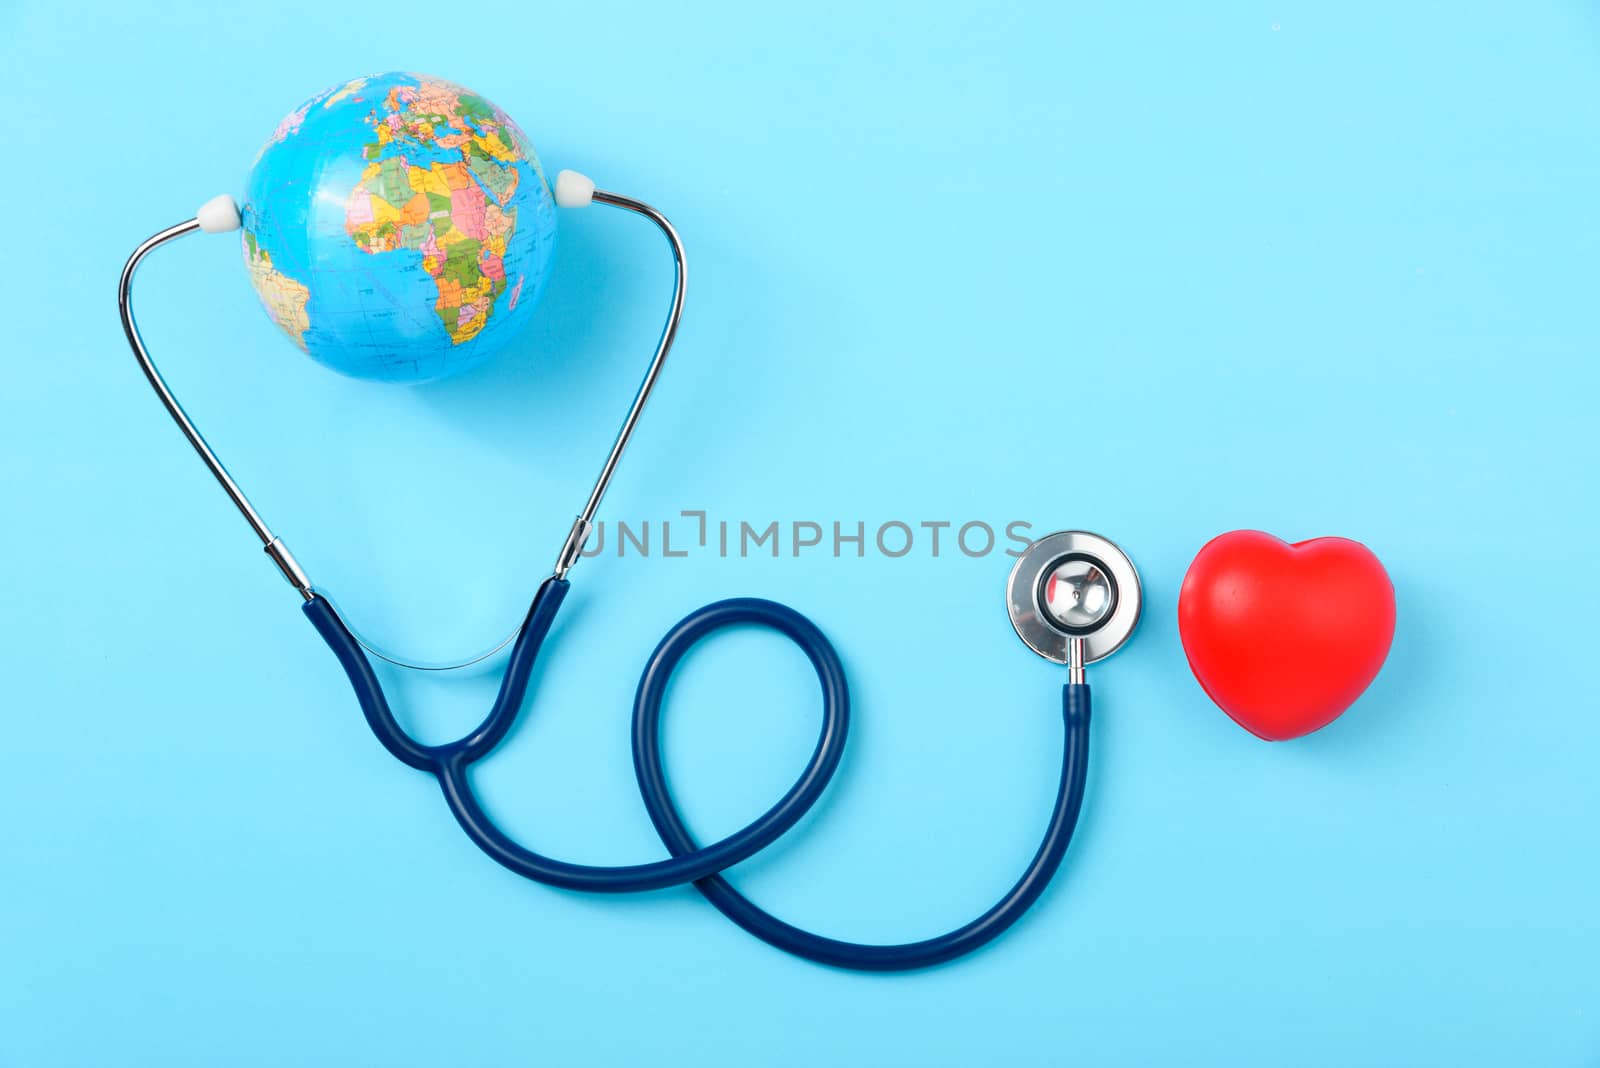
left=240, top=72, right=558, bottom=382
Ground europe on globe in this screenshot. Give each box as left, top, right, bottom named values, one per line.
left=241, top=72, right=558, bottom=382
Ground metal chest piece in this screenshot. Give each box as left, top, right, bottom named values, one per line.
left=1007, top=530, right=1142, bottom=665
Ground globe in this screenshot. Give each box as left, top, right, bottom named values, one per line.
left=240, top=72, right=557, bottom=382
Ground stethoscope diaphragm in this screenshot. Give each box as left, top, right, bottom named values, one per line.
left=1007, top=530, right=1142, bottom=665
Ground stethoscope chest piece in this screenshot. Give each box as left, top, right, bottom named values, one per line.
left=1008, top=530, right=1142, bottom=664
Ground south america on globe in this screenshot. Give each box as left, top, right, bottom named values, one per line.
left=241, top=72, right=558, bottom=382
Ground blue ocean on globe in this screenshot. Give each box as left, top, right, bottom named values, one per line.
left=239, top=72, right=558, bottom=383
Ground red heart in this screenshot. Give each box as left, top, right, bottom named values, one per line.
left=1178, top=530, right=1396, bottom=741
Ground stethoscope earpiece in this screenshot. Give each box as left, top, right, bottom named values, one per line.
left=195, top=194, right=240, bottom=234
left=553, top=169, right=596, bottom=208
left=1008, top=530, right=1142, bottom=670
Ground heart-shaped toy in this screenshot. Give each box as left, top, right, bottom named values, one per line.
left=1178, top=530, right=1396, bottom=741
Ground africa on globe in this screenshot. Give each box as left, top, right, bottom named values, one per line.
left=241, top=72, right=557, bottom=382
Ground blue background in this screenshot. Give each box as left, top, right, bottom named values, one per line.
left=2, top=2, right=1596, bottom=1064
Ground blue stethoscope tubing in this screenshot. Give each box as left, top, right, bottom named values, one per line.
left=305, top=577, right=1093, bottom=971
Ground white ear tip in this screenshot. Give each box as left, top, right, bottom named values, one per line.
left=554, top=170, right=595, bottom=209
left=197, top=194, right=241, bottom=234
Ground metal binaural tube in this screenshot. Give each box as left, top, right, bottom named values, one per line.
left=553, top=189, right=686, bottom=579
left=119, top=219, right=314, bottom=601
left=121, top=186, right=687, bottom=633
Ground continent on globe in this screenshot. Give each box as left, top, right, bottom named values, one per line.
left=238, top=72, right=557, bottom=382
left=344, top=80, right=527, bottom=345
left=241, top=231, right=311, bottom=349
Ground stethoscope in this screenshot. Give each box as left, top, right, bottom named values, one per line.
left=118, top=174, right=1143, bottom=972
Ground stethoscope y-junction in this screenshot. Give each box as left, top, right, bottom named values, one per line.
left=119, top=176, right=1143, bottom=973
